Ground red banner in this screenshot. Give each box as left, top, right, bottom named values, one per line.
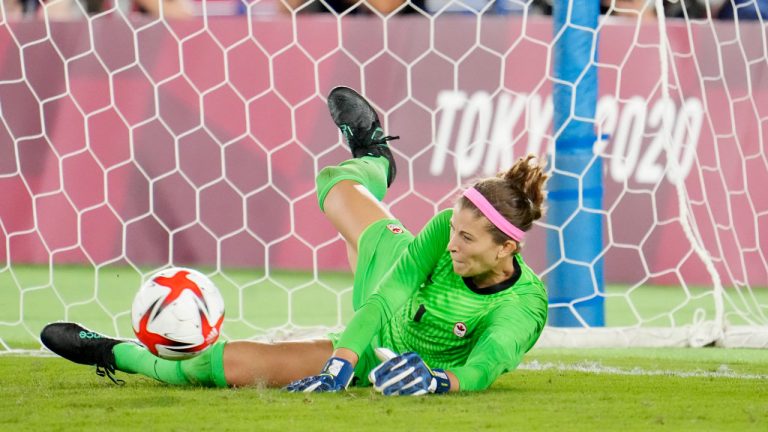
left=0, top=16, right=766, bottom=288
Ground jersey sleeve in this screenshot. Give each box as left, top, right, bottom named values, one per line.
left=450, top=285, right=548, bottom=391
left=336, top=209, right=453, bottom=355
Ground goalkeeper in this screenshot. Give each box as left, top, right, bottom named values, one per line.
left=41, top=86, right=548, bottom=395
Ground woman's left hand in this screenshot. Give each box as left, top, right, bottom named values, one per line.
left=369, top=351, right=451, bottom=396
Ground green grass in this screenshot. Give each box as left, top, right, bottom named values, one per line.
left=0, top=265, right=358, bottom=349
left=2, top=348, right=766, bottom=431
left=2, top=265, right=767, bottom=349
left=2, top=265, right=767, bottom=430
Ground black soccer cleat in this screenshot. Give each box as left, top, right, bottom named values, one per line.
left=40, top=322, right=125, bottom=385
left=327, top=86, right=400, bottom=187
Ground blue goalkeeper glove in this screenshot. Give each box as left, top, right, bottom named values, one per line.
left=284, top=357, right=355, bottom=393
left=369, top=348, right=451, bottom=396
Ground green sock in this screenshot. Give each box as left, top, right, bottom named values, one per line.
left=316, top=156, right=389, bottom=211
left=113, top=341, right=228, bottom=388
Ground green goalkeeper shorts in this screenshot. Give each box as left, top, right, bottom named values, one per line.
left=329, top=217, right=414, bottom=387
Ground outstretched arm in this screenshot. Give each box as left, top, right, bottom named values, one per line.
left=286, top=210, right=453, bottom=392
left=369, top=290, right=547, bottom=395
left=451, top=294, right=547, bottom=391
left=335, top=210, right=452, bottom=356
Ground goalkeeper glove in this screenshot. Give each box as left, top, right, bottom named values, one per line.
left=284, top=356, right=355, bottom=393
left=369, top=349, right=451, bottom=396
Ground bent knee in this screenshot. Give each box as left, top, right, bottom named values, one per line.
left=315, top=166, right=357, bottom=211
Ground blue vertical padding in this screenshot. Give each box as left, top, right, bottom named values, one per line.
left=547, top=0, right=605, bottom=326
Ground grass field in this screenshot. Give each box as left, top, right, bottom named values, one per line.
left=1, top=265, right=767, bottom=430
left=2, top=348, right=766, bottom=431
left=2, top=265, right=767, bottom=349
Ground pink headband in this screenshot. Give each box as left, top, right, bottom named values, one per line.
left=463, top=187, right=526, bottom=242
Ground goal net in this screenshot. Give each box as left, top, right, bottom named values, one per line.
left=0, top=0, right=766, bottom=351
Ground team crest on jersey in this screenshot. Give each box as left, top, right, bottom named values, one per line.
left=387, top=224, right=404, bottom=234
left=453, top=322, right=467, bottom=338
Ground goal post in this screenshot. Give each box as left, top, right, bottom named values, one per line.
left=0, top=2, right=766, bottom=352
left=541, top=1, right=768, bottom=347
left=548, top=0, right=605, bottom=327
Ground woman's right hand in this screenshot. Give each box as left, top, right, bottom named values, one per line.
left=284, top=356, right=355, bottom=392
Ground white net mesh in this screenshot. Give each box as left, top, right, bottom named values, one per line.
left=0, top=0, right=766, bottom=351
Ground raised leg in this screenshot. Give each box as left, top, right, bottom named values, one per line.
left=322, top=180, right=393, bottom=251
left=317, top=86, right=400, bottom=260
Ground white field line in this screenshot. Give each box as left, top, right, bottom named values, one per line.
left=3, top=350, right=767, bottom=380
left=519, top=360, right=768, bottom=380
left=0, top=349, right=55, bottom=357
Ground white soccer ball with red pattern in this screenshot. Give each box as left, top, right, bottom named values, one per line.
left=131, top=267, right=225, bottom=360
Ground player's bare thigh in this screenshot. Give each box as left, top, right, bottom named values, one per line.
left=222, top=339, right=334, bottom=387
left=323, top=180, right=393, bottom=250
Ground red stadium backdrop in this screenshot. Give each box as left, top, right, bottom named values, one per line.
left=0, top=16, right=766, bottom=287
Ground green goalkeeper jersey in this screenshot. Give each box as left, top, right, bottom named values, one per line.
left=338, top=209, right=548, bottom=391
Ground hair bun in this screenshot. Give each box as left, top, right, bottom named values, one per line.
left=502, top=154, right=548, bottom=210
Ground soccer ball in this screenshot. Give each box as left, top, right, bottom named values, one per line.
left=131, top=267, right=225, bottom=360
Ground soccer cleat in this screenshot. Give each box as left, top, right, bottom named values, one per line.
left=327, top=86, right=400, bottom=187
left=40, top=322, right=126, bottom=385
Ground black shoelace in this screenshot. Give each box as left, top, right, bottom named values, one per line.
left=371, top=135, right=400, bottom=145
left=95, top=351, right=125, bottom=385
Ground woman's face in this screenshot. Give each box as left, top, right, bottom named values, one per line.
left=448, top=206, right=510, bottom=277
